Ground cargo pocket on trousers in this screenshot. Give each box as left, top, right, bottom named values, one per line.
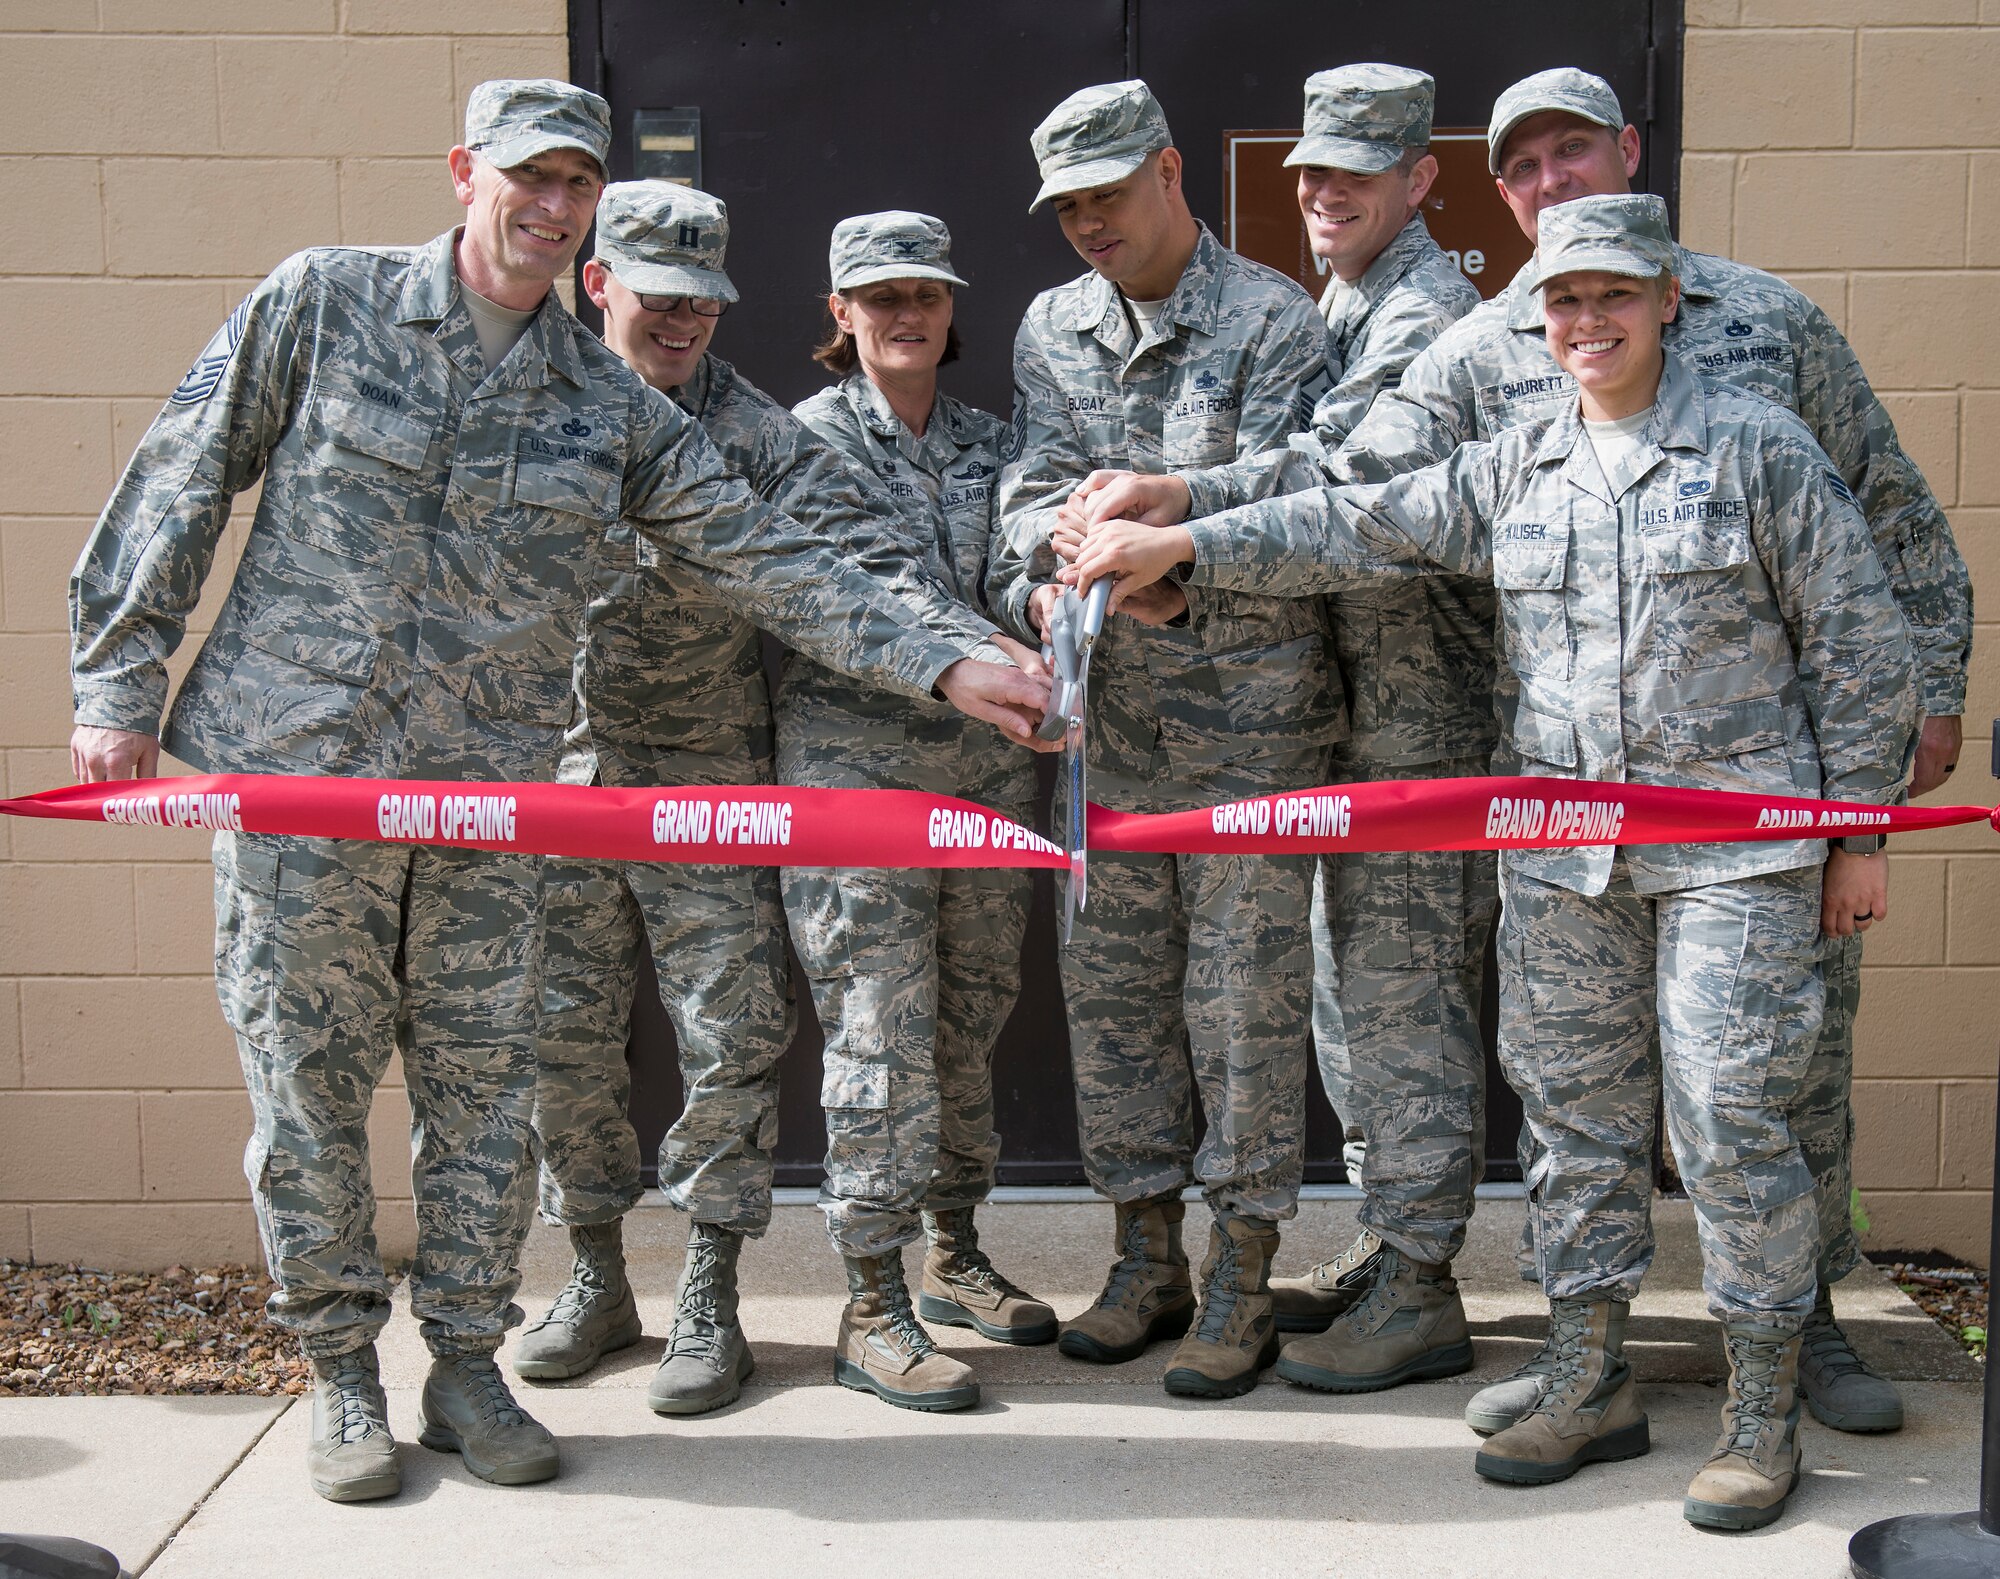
left=212, top=833, right=283, bottom=1052
left=821, top=1056, right=895, bottom=1193
left=1709, top=954, right=1818, bottom=1111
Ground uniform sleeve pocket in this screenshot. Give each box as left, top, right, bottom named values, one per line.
left=1885, top=529, right=1957, bottom=630
left=1511, top=703, right=1578, bottom=769
left=821, top=1057, right=890, bottom=1110
left=1658, top=693, right=1787, bottom=762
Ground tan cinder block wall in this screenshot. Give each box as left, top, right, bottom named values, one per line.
left=0, top=0, right=567, bottom=1271
left=1686, top=1, right=2000, bottom=1264
left=3, top=2, right=1999, bottom=1270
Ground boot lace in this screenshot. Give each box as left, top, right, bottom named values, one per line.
left=1314, top=1231, right=1381, bottom=1290
left=449, top=1356, right=532, bottom=1428
left=1193, top=1235, right=1246, bottom=1341
left=1338, top=1247, right=1406, bottom=1332
left=1800, top=1305, right=1868, bottom=1384
left=1094, top=1208, right=1156, bottom=1312
left=666, top=1229, right=729, bottom=1361
left=875, top=1258, right=938, bottom=1358
left=1524, top=1300, right=1599, bottom=1418
left=541, top=1271, right=612, bottom=1326
left=1720, top=1332, right=1789, bottom=1457
left=320, top=1360, right=385, bottom=1445
left=537, top=1225, right=622, bottom=1326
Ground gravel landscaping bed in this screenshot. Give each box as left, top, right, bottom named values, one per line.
left=1884, top=1260, right=1988, bottom=1360
left=0, top=1260, right=310, bottom=1397
left=1, top=1252, right=1985, bottom=1394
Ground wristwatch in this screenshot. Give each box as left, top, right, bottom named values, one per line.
left=1833, top=833, right=1887, bottom=856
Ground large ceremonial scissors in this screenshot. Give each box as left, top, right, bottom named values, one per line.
left=1038, top=576, right=1111, bottom=941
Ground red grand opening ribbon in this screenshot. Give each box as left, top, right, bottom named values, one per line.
left=0, top=773, right=1992, bottom=865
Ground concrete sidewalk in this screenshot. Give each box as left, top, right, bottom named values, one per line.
left=0, top=1198, right=1982, bottom=1578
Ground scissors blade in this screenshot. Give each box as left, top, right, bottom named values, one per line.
left=1072, top=715, right=1088, bottom=939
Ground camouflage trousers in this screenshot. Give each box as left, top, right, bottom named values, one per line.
left=529, top=854, right=794, bottom=1236
left=1498, top=857, right=1823, bottom=1330
left=212, top=830, right=545, bottom=1360
left=1311, top=752, right=1495, bottom=1265
left=1802, top=933, right=1863, bottom=1283
left=778, top=679, right=1037, bottom=1260
left=1512, top=923, right=1863, bottom=1288
left=1065, top=757, right=1317, bottom=1224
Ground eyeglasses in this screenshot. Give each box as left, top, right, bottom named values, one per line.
left=636, top=293, right=729, bottom=317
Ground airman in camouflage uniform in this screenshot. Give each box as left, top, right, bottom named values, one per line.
left=784, top=210, right=1054, bottom=1415
left=990, top=80, right=1340, bottom=1399
left=1094, top=66, right=1970, bottom=1430
left=1351, top=70, right=1969, bottom=1440
left=67, top=85, right=1045, bottom=1501
left=1080, top=195, right=1919, bottom=1528
left=521, top=184, right=927, bottom=1417
left=1196, top=66, right=1496, bottom=1394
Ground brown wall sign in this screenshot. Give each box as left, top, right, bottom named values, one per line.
left=1223, top=128, right=1533, bottom=302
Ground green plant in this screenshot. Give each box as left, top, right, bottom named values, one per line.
left=1849, top=1186, right=1871, bottom=1240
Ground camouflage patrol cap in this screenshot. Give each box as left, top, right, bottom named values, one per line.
left=830, top=211, right=968, bottom=291
left=593, top=181, right=738, bottom=302
left=464, top=78, right=612, bottom=176
left=1285, top=64, right=1434, bottom=175
left=1526, top=193, right=1677, bottom=292
left=1487, top=68, right=1624, bottom=174
left=1029, top=80, right=1172, bottom=212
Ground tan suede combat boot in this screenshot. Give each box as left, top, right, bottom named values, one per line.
left=1684, top=1323, right=1805, bottom=1532
left=1275, top=1243, right=1473, bottom=1392
left=307, top=1344, right=400, bottom=1503
left=1464, top=1300, right=1630, bottom=1435
left=1161, top=1214, right=1281, bottom=1399
left=1058, top=1195, right=1196, bottom=1364
left=1269, top=1228, right=1385, bottom=1334
left=919, top=1207, right=1058, bottom=1345
left=834, top=1251, right=979, bottom=1412
left=1474, top=1298, right=1650, bottom=1485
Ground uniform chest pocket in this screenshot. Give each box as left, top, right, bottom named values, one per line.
left=1643, top=522, right=1754, bottom=673
left=1162, top=377, right=1245, bottom=471
left=1658, top=692, right=1789, bottom=762
left=291, top=393, right=440, bottom=566
left=308, top=392, right=437, bottom=473
left=461, top=660, right=574, bottom=726
left=512, top=444, right=618, bottom=520
left=1492, top=521, right=1572, bottom=680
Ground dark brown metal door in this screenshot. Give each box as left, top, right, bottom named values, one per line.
left=571, top=0, right=1684, bottom=1186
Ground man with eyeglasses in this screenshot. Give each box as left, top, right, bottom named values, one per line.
left=518, top=181, right=1046, bottom=1417
left=1070, top=65, right=1971, bottom=1450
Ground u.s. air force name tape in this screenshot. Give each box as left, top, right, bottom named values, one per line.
left=0, top=772, right=1991, bottom=864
